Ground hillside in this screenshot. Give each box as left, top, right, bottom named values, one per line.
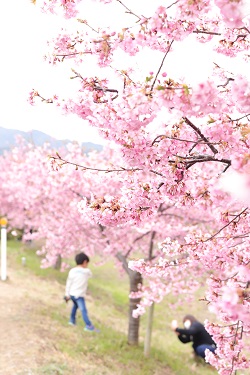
left=0, top=127, right=102, bottom=154
left=0, top=240, right=220, bottom=375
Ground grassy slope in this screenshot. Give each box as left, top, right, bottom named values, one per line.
left=7, top=240, right=218, bottom=375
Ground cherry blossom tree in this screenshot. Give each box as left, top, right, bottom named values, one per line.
left=1, top=139, right=197, bottom=347
left=0, top=141, right=146, bottom=342
left=26, top=0, right=250, bottom=372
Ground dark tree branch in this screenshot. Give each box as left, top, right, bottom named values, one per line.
left=36, top=93, right=53, bottom=104
left=152, top=134, right=220, bottom=147
left=50, top=155, right=142, bottom=173
left=149, top=169, right=164, bottom=177
left=184, top=156, right=231, bottom=171
left=94, top=86, right=119, bottom=101
left=193, top=30, right=221, bottom=36
left=238, top=26, right=250, bottom=34
left=183, top=117, right=218, bottom=154
left=55, top=51, right=92, bottom=58
left=152, top=135, right=194, bottom=145
left=217, top=78, right=234, bottom=88
left=77, top=19, right=99, bottom=33
left=116, top=0, right=141, bottom=21
left=124, top=231, right=152, bottom=258
left=204, top=208, right=248, bottom=242
left=116, top=252, right=131, bottom=275
left=233, top=34, right=248, bottom=43
left=71, top=69, right=119, bottom=101
left=166, top=0, right=179, bottom=9
left=133, top=231, right=151, bottom=244
left=111, top=67, right=136, bottom=88
left=213, top=62, right=235, bottom=76
left=169, top=153, right=231, bottom=172
left=68, top=188, right=85, bottom=199
left=150, top=40, right=174, bottom=92
left=188, top=140, right=204, bottom=154
left=148, top=231, right=156, bottom=261
left=229, top=114, right=250, bottom=122
left=157, top=202, right=173, bottom=213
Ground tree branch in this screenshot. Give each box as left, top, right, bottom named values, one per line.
left=116, top=252, right=130, bottom=275
left=116, top=0, right=141, bottom=21
left=217, top=78, right=234, bottom=88
left=50, top=155, right=142, bottom=173
left=55, top=51, right=92, bottom=58
left=150, top=40, right=174, bottom=92
left=124, top=231, right=152, bottom=258
left=169, top=153, right=231, bottom=171
left=193, top=30, right=221, bottom=36
left=183, top=117, right=218, bottom=154
left=148, top=231, right=156, bottom=261
left=94, top=86, right=119, bottom=101
left=229, top=114, right=250, bottom=122
left=77, top=19, right=99, bottom=33
left=151, top=134, right=220, bottom=146
left=149, top=169, right=164, bottom=177
left=71, top=69, right=119, bottom=101
left=203, top=208, right=248, bottom=242
left=133, top=231, right=151, bottom=244
left=166, top=0, right=179, bottom=9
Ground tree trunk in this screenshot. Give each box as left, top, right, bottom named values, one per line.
left=53, top=254, right=62, bottom=270
left=144, top=302, right=154, bottom=357
left=116, top=252, right=142, bottom=346
left=143, top=230, right=156, bottom=356
left=128, top=270, right=143, bottom=345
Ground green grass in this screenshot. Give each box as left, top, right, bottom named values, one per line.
left=38, top=362, right=68, bottom=375
left=7, top=239, right=220, bottom=375
left=7, top=240, right=68, bottom=284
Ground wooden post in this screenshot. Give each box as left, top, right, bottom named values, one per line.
left=144, top=302, right=154, bottom=357
left=0, top=217, right=8, bottom=281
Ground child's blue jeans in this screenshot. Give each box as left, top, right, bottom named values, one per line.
left=69, top=295, right=92, bottom=327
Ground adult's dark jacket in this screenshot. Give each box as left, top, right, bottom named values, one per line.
left=176, top=322, right=216, bottom=350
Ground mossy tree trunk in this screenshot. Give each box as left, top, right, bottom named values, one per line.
left=143, top=231, right=156, bottom=356
left=53, top=254, right=62, bottom=270
left=116, top=252, right=142, bottom=345
left=128, top=269, right=143, bottom=345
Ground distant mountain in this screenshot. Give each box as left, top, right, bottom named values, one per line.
left=0, top=127, right=103, bottom=154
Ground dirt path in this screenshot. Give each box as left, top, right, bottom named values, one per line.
left=0, top=264, right=175, bottom=375
left=0, top=266, right=98, bottom=375
left=1, top=268, right=56, bottom=374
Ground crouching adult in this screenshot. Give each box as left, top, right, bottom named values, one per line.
left=171, top=314, right=216, bottom=359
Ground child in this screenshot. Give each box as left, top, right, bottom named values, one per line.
left=65, top=252, right=98, bottom=332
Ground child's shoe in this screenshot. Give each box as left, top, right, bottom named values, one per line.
left=68, top=321, right=76, bottom=326
left=84, top=325, right=100, bottom=332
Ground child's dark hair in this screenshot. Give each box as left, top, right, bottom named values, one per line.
left=75, top=252, right=90, bottom=265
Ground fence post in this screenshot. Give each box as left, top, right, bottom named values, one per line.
left=0, top=217, right=8, bottom=281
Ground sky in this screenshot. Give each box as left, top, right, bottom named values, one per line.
left=0, top=0, right=105, bottom=144
left=1, top=0, right=249, bottom=144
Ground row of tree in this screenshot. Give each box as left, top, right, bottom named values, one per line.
left=0, top=125, right=249, bottom=370
left=0, top=138, right=206, bottom=350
